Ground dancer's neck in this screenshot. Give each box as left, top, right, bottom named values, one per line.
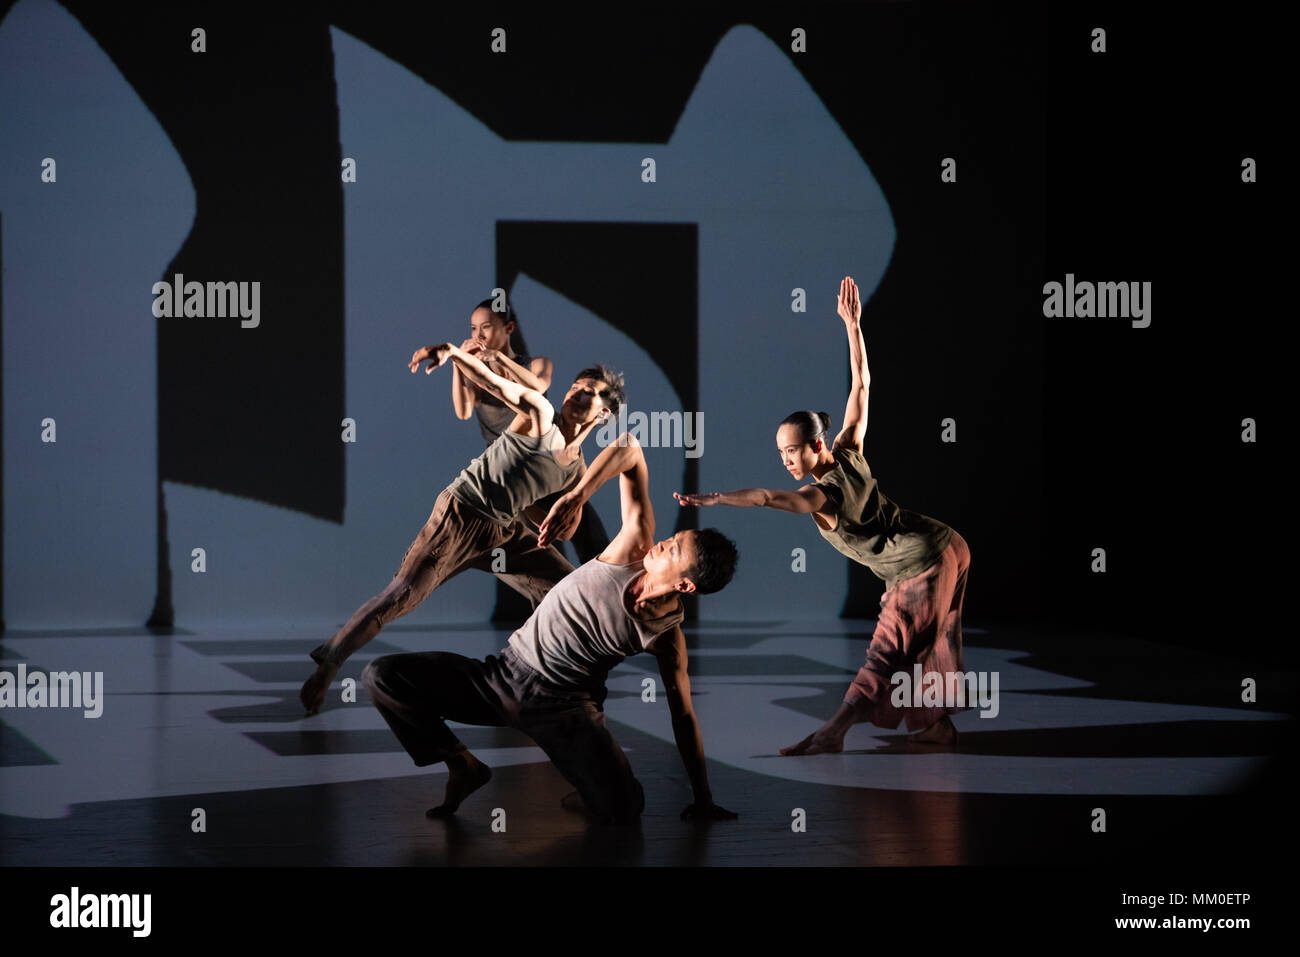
left=628, top=569, right=679, bottom=617
left=557, top=412, right=597, bottom=447
left=809, top=449, right=837, bottom=480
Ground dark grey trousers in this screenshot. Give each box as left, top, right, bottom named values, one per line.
left=362, top=648, right=645, bottom=824
left=492, top=501, right=609, bottom=623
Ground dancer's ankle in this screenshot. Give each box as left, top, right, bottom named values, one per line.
left=446, top=750, right=471, bottom=772
left=831, top=698, right=863, bottom=731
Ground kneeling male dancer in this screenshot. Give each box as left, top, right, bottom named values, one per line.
left=362, top=433, right=740, bottom=824
left=300, top=340, right=624, bottom=714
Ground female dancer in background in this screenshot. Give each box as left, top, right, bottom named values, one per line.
left=451, top=297, right=611, bottom=572
left=451, top=297, right=553, bottom=445
left=675, top=276, right=971, bottom=754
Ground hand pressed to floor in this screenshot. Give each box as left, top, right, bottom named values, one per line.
left=299, top=661, right=339, bottom=716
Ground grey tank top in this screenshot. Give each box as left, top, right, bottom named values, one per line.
left=445, top=423, right=585, bottom=526
left=507, top=558, right=686, bottom=691
left=472, top=353, right=532, bottom=444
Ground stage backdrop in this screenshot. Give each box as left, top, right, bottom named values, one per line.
left=1, top=1, right=1048, bottom=629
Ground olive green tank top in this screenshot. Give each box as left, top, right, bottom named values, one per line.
left=811, top=445, right=954, bottom=589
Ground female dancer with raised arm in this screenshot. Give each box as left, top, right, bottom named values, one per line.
left=675, top=276, right=971, bottom=755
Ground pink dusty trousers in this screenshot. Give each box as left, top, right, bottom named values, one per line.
left=845, top=530, right=971, bottom=732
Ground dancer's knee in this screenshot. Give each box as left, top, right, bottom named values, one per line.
left=599, top=776, right=645, bottom=825
left=612, top=792, right=644, bottom=825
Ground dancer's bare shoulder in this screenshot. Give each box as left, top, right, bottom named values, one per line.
left=553, top=443, right=583, bottom=467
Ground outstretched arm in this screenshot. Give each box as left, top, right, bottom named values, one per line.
left=650, top=625, right=738, bottom=821
left=411, top=343, right=554, bottom=434
left=674, top=485, right=830, bottom=515
left=833, top=276, right=870, bottom=453
left=538, top=433, right=651, bottom=554
left=453, top=349, right=551, bottom=420
left=480, top=351, right=553, bottom=394
left=450, top=338, right=480, bottom=420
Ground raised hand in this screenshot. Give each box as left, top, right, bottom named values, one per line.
left=837, top=275, right=861, bottom=325
left=674, top=491, right=720, bottom=507
left=408, top=343, right=453, bottom=374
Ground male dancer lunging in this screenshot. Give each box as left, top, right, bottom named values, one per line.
left=363, top=433, right=740, bottom=824
left=299, top=339, right=624, bottom=715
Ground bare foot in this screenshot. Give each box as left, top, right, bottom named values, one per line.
left=427, top=752, right=492, bottom=817
left=299, top=662, right=338, bottom=715
left=910, top=715, right=958, bottom=746
left=780, top=729, right=845, bottom=756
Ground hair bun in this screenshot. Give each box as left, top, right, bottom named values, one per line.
left=778, top=409, right=831, bottom=443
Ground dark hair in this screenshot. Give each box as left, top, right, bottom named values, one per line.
left=780, top=410, right=832, bottom=447
left=686, top=528, right=739, bottom=595
left=474, top=296, right=518, bottom=330
left=473, top=296, right=530, bottom=356
left=574, top=364, right=626, bottom=417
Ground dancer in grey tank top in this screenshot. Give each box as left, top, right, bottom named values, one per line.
left=298, top=339, right=627, bottom=715
left=363, top=431, right=740, bottom=825
left=449, top=296, right=613, bottom=576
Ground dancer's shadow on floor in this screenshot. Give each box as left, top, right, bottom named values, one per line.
left=747, top=738, right=959, bottom=759
left=841, top=739, right=959, bottom=755
left=749, top=718, right=1293, bottom=759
